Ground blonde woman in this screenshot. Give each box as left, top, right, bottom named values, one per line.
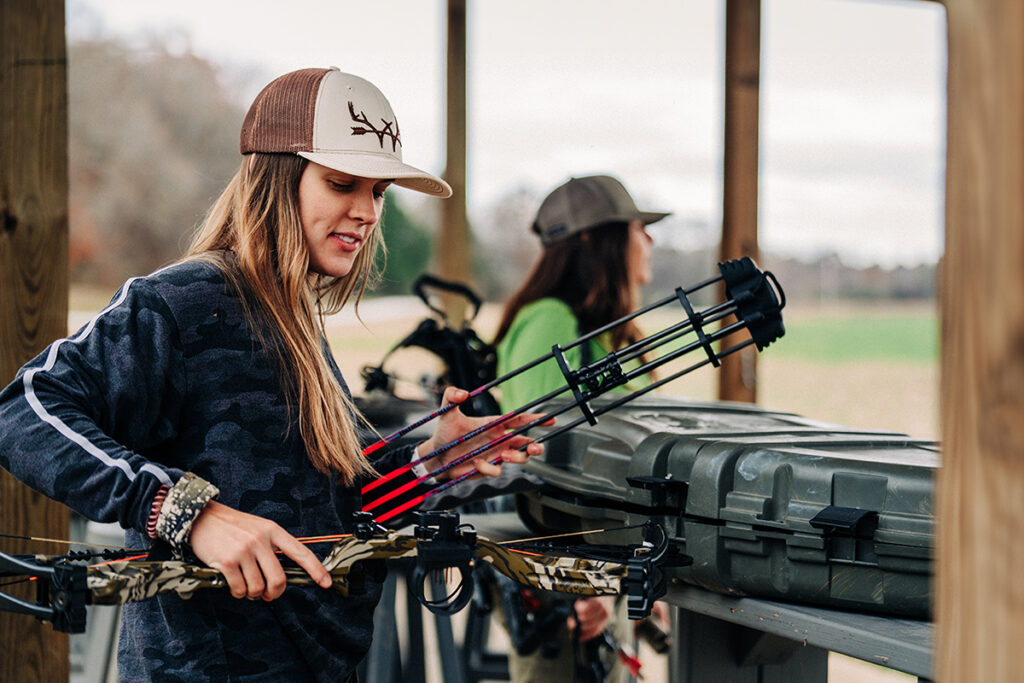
left=0, top=68, right=542, bottom=681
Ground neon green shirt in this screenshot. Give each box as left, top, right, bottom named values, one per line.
left=495, top=298, right=650, bottom=412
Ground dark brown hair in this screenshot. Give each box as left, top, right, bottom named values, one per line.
left=494, top=221, right=644, bottom=350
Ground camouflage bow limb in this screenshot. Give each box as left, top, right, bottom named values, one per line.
left=475, top=537, right=623, bottom=597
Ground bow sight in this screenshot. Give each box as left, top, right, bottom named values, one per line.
left=410, top=510, right=478, bottom=614
left=404, top=511, right=690, bottom=619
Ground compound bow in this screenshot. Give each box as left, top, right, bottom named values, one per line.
left=0, top=510, right=688, bottom=633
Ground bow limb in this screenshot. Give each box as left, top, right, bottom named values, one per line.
left=473, top=537, right=624, bottom=597
left=88, top=559, right=226, bottom=604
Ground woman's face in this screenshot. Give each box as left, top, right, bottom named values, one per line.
left=297, top=161, right=392, bottom=278
left=626, top=219, right=654, bottom=287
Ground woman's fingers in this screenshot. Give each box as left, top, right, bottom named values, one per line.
left=498, top=412, right=555, bottom=432
left=189, top=500, right=330, bottom=601
left=269, top=529, right=333, bottom=592
left=571, top=596, right=613, bottom=641
left=440, top=386, right=469, bottom=407
left=237, top=552, right=268, bottom=599
left=424, top=386, right=555, bottom=480
left=211, top=558, right=246, bottom=599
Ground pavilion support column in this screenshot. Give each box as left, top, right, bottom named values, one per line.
left=438, top=0, right=470, bottom=328
left=0, top=1, right=71, bottom=681
left=937, top=2, right=1024, bottom=681
left=718, top=0, right=761, bottom=403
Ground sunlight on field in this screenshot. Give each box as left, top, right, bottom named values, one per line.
left=762, top=301, right=939, bottom=440
left=67, top=285, right=939, bottom=442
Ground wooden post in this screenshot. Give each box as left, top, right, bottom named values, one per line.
left=438, top=0, right=470, bottom=328
left=718, top=0, right=761, bottom=403
left=937, top=2, right=1024, bottom=680
left=0, top=0, right=71, bottom=680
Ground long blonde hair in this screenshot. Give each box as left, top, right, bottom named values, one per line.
left=186, top=153, right=382, bottom=482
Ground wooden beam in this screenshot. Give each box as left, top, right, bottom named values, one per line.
left=438, top=0, right=470, bottom=327
left=718, top=0, right=761, bottom=403
left=0, top=0, right=71, bottom=680
left=938, top=2, right=1024, bottom=680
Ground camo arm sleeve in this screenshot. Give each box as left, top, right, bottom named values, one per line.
left=0, top=276, right=188, bottom=533
left=153, top=472, right=220, bottom=550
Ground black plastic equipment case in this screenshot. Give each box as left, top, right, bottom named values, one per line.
left=516, top=396, right=938, bottom=618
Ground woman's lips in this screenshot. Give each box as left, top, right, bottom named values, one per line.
left=330, top=233, right=362, bottom=252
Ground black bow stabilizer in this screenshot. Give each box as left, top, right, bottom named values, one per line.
left=719, top=256, right=786, bottom=351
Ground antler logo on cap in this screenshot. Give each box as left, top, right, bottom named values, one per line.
left=348, top=101, right=402, bottom=152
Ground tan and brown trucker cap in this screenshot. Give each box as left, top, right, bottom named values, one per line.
left=533, top=175, right=670, bottom=245
left=240, top=67, right=452, bottom=197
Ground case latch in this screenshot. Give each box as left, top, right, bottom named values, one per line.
left=809, top=505, right=879, bottom=564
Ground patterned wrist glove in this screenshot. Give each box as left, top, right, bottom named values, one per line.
left=154, top=472, right=220, bottom=551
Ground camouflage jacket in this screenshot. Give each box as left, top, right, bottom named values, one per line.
left=0, top=259, right=417, bottom=681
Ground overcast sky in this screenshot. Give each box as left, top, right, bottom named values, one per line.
left=68, top=0, right=947, bottom=268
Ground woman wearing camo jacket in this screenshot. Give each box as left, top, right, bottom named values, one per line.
left=0, top=67, right=544, bottom=681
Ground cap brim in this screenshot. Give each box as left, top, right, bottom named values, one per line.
left=639, top=210, right=671, bottom=225
left=298, top=151, right=452, bottom=197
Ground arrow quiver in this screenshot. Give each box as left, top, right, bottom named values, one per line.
left=549, top=256, right=784, bottom=426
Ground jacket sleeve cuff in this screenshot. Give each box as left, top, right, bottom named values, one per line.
left=154, top=472, right=220, bottom=550
left=411, top=455, right=437, bottom=485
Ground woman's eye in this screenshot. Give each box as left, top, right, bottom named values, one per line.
left=328, top=181, right=352, bottom=192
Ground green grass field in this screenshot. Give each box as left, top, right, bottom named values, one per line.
left=771, top=306, right=938, bottom=365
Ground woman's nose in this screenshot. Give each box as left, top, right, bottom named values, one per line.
left=349, top=190, right=380, bottom=225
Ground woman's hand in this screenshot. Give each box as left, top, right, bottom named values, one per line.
left=650, top=599, right=670, bottom=626
left=415, top=386, right=553, bottom=481
left=567, top=595, right=615, bottom=642
left=189, top=500, right=332, bottom=601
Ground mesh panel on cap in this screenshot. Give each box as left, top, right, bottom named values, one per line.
left=240, top=68, right=327, bottom=154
